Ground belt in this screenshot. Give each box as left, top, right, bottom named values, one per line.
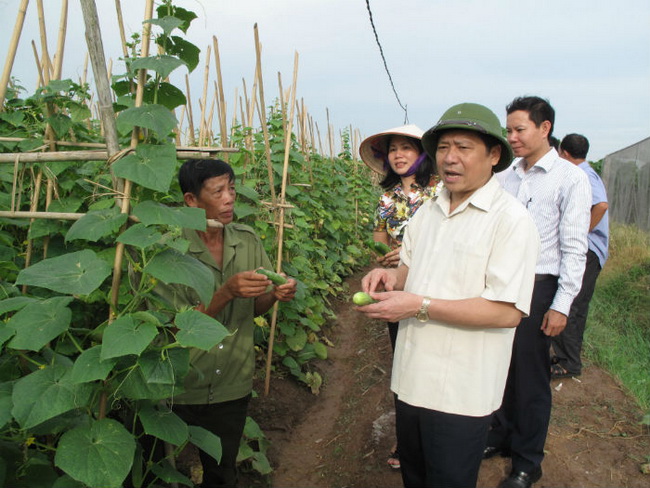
left=535, top=274, right=558, bottom=282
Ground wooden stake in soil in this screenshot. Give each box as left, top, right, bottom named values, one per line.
left=0, top=0, right=30, bottom=110
left=264, top=51, right=300, bottom=396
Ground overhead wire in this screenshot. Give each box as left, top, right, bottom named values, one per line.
left=364, top=0, right=409, bottom=124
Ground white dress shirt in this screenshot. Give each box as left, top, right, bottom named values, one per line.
left=497, top=148, right=591, bottom=315
left=393, top=176, right=540, bottom=416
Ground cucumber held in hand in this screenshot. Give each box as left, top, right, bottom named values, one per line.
left=352, top=291, right=377, bottom=306
left=366, top=239, right=391, bottom=256
left=256, top=268, right=288, bottom=285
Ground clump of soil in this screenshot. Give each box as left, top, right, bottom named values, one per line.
left=243, top=269, right=650, bottom=487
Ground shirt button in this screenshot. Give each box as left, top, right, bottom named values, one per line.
left=218, top=344, right=224, bottom=349
left=215, top=369, right=221, bottom=375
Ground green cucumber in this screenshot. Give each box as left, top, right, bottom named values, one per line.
left=366, top=239, right=391, bottom=256
left=256, top=268, right=288, bottom=285
left=352, top=291, right=376, bottom=306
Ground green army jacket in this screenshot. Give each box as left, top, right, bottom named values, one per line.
left=153, top=223, right=272, bottom=404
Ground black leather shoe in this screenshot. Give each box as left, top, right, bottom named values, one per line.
left=483, top=445, right=511, bottom=459
left=498, top=467, right=542, bottom=488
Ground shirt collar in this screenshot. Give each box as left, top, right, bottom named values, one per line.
left=435, top=175, right=500, bottom=216
left=513, top=147, right=558, bottom=174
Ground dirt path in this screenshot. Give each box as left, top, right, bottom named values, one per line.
left=245, top=269, right=650, bottom=487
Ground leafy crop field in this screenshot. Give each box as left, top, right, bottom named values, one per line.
left=0, top=2, right=377, bottom=486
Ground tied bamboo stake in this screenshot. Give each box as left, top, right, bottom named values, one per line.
left=253, top=24, right=276, bottom=202
left=36, top=0, right=51, bottom=85
left=107, top=0, right=155, bottom=327
left=212, top=36, right=228, bottom=148
left=52, top=0, right=68, bottom=81
left=0, top=0, right=30, bottom=111
left=185, top=74, right=196, bottom=146
left=198, top=43, right=211, bottom=146
left=264, top=51, right=299, bottom=396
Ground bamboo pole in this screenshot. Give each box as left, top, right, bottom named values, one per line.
left=0, top=211, right=225, bottom=229
left=52, top=0, right=69, bottom=81
left=31, top=41, right=45, bottom=88
left=35, top=0, right=52, bottom=84
left=185, top=74, right=196, bottom=146
left=109, top=0, right=154, bottom=329
left=0, top=0, right=30, bottom=110
left=264, top=51, right=299, bottom=396
left=212, top=36, right=228, bottom=148
left=252, top=25, right=276, bottom=201
left=114, top=0, right=130, bottom=59
left=198, top=44, right=211, bottom=146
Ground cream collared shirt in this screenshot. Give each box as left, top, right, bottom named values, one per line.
left=392, top=176, right=540, bottom=417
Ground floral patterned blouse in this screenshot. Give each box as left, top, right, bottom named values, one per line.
left=373, top=178, right=441, bottom=245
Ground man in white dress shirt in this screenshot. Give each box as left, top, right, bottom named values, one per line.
left=485, top=96, right=592, bottom=488
left=356, top=102, right=540, bottom=488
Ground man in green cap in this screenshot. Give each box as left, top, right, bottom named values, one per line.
left=356, top=103, right=540, bottom=487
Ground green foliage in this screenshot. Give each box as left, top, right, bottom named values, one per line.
left=0, top=2, right=377, bottom=486
left=584, top=224, right=650, bottom=413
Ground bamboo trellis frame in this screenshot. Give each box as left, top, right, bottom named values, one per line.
left=0, top=1, right=365, bottom=398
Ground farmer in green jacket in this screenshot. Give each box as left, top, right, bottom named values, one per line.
left=155, top=158, right=297, bottom=488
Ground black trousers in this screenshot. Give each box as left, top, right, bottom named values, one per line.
left=173, top=395, right=251, bottom=488
left=487, top=277, right=557, bottom=473
left=552, top=250, right=602, bottom=374
left=396, top=399, right=492, bottom=488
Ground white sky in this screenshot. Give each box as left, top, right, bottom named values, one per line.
left=1, top=0, right=649, bottom=161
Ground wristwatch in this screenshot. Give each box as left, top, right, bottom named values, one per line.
left=415, top=297, right=431, bottom=323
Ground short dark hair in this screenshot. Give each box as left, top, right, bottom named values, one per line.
left=560, top=133, right=590, bottom=159
left=506, top=96, right=555, bottom=140
left=178, top=159, right=235, bottom=196
left=379, top=135, right=436, bottom=190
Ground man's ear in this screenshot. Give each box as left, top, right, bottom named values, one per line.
left=183, top=192, right=198, bottom=207
left=540, top=120, right=552, bottom=138
left=490, top=145, right=502, bottom=168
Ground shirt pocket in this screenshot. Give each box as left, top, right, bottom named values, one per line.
left=446, top=242, right=490, bottom=298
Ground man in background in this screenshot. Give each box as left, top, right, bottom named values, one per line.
left=551, top=133, right=609, bottom=378
left=486, top=96, right=591, bottom=488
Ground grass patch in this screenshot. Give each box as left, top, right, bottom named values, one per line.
left=583, top=223, right=650, bottom=412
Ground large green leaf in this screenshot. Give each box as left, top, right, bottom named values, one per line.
left=54, top=418, right=135, bottom=488
left=65, top=207, right=128, bottom=243
left=164, top=35, right=200, bottom=71
left=116, top=223, right=163, bottom=249
left=138, top=404, right=188, bottom=446
left=155, top=6, right=197, bottom=33
left=116, top=104, right=177, bottom=137
left=6, top=297, right=72, bottom=352
left=15, top=250, right=112, bottom=295
left=0, top=382, right=13, bottom=429
left=46, top=113, right=73, bottom=138
left=145, top=249, right=214, bottom=306
left=139, top=350, right=176, bottom=384
left=286, top=327, right=308, bottom=352
left=130, top=55, right=187, bottom=80
left=132, top=200, right=206, bottom=230
left=115, top=364, right=178, bottom=401
left=145, top=16, right=184, bottom=36
left=174, top=309, right=230, bottom=351
left=52, top=475, right=86, bottom=488
left=151, top=461, right=194, bottom=487
left=11, top=364, right=93, bottom=429
left=0, top=322, right=16, bottom=349
left=100, top=315, right=158, bottom=361
left=143, top=81, right=187, bottom=110
left=111, top=143, right=177, bottom=193
left=188, top=425, right=222, bottom=463
left=68, top=346, right=117, bottom=384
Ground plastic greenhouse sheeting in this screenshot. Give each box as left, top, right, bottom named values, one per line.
left=602, top=136, right=650, bottom=231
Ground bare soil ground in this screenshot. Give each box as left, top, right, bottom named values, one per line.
left=241, top=269, right=650, bottom=488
